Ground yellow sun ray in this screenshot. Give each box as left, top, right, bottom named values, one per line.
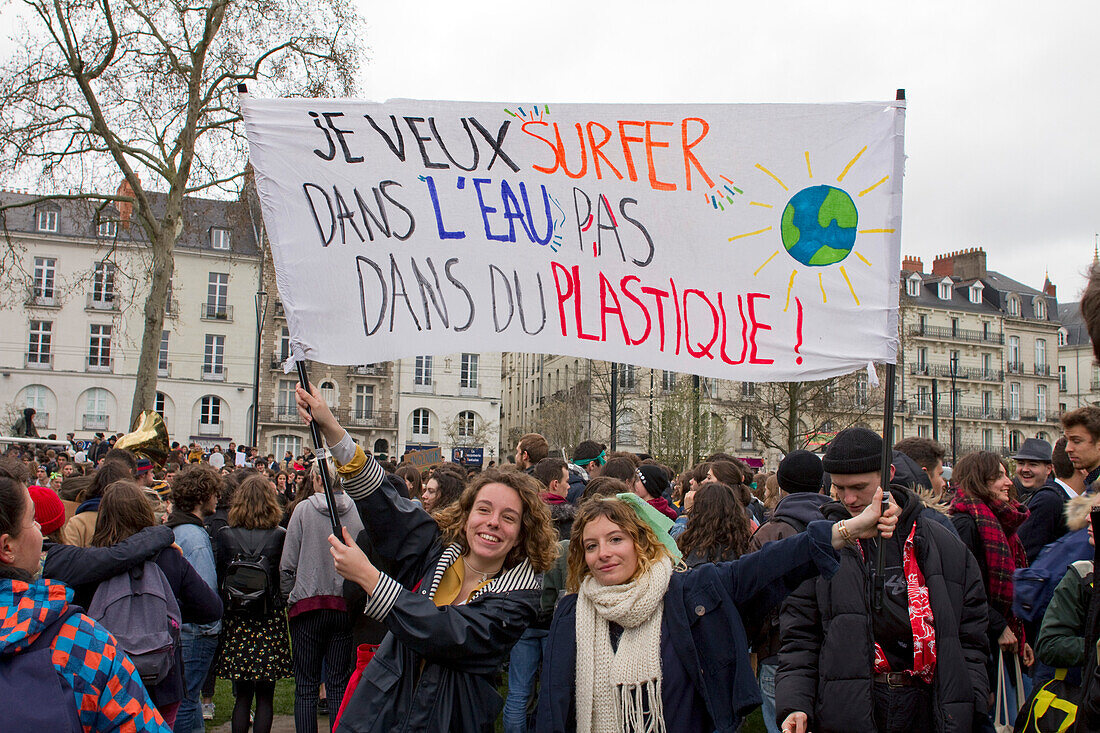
left=818, top=273, right=827, bottom=303
left=749, top=201, right=774, bottom=208
left=858, top=228, right=895, bottom=234
left=754, top=249, right=780, bottom=277
left=755, top=163, right=789, bottom=191
left=804, top=151, right=813, bottom=178
left=840, top=266, right=860, bottom=305
left=836, top=146, right=867, bottom=183
left=728, top=226, right=772, bottom=242
left=855, top=251, right=873, bottom=267
left=785, top=269, right=798, bottom=312
left=858, top=175, right=889, bottom=197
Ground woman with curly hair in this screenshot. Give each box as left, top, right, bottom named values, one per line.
left=537, top=491, right=898, bottom=733
left=676, top=482, right=753, bottom=567
left=295, top=385, right=560, bottom=732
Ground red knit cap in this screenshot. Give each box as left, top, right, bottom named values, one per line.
left=28, top=485, right=66, bottom=536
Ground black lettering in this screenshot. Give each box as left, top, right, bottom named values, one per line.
left=404, top=117, right=449, bottom=169
left=309, top=111, right=336, bottom=161
left=489, top=264, right=514, bottom=332
left=354, top=187, right=391, bottom=241
left=573, top=187, right=593, bottom=255
left=333, top=186, right=364, bottom=244
left=355, top=256, right=387, bottom=336
left=513, top=271, right=546, bottom=335
left=619, top=198, right=655, bottom=267
left=321, top=112, right=363, bottom=163
left=410, top=257, right=450, bottom=329
left=469, top=117, right=521, bottom=172
left=379, top=181, right=415, bottom=240
left=389, top=254, right=422, bottom=331
left=302, top=183, right=335, bottom=246
left=364, top=114, right=406, bottom=161
left=429, top=117, right=479, bottom=172
left=445, top=258, right=475, bottom=332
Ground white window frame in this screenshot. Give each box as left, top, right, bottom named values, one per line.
left=1035, top=339, right=1047, bottom=368
left=1007, top=296, right=1020, bottom=316
left=460, top=353, right=479, bottom=390
left=206, top=272, right=229, bottom=318
left=354, top=384, right=375, bottom=419
left=662, top=370, right=677, bottom=392
left=97, top=219, right=118, bottom=238
left=618, top=364, right=637, bottom=390
left=969, top=283, right=983, bottom=304
left=272, top=434, right=302, bottom=459
left=199, top=396, right=221, bottom=431
left=27, top=320, right=52, bottom=367
left=457, top=410, right=476, bottom=438
left=906, top=276, right=921, bottom=297
left=33, top=257, right=56, bottom=303
left=411, top=408, right=431, bottom=438
left=203, top=334, right=225, bottom=379
left=210, top=228, right=231, bottom=250
left=277, top=380, right=296, bottom=418
left=88, top=324, right=112, bottom=370
left=84, top=388, right=108, bottom=429
left=414, top=356, right=433, bottom=387
left=158, top=330, right=170, bottom=375
left=938, top=279, right=953, bottom=300
left=92, top=261, right=116, bottom=304
left=37, top=209, right=58, bottom=233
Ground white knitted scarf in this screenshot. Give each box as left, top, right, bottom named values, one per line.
left=575, top=556, right=672, bottom=733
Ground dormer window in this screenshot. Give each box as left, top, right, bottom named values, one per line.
left=210, top=228, right=231, bottom=250
left=37, top=208, right=58, bottom=233
left=969, top=282, right=984, bottom=304
left=1059, top=328, right=1068, bottom=347
left=97, top=219, right=118, bottom=238
left=1007, top=295, right=1020, bottom=316
left=1034, top=297, right=1047, bottom=320
left=938, top=279, right=953, bottom=301
left=906, top=275, right=921, bottom=297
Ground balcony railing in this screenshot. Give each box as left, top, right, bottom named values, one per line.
left=200, top=303, right=233, bottom=321
left=908, top=323, right=1004, bottom=345
left=197, top=421, right=222, bottom=436
left=1034, top=364, right=1051, bottom=377
left=158, top=363, right=172, bottom=377
left=258, top=406, right=301, bottom=425
left=348, top=364, right=388, bottom=377
left=85, top=356, right=112, bottom=373
left=26, top=290, right=59, bottom=308
left=86, top=293, right=119, bottom=311
left=24, top=353, right=51, bottom=369
left=83, top=414, right=109, bottom=430
left=909, top=363, right=1003, bottom=382
left=201, top=366, right=226, bottom=381
left=1092, top=380, right=1100, bottom=391
left=344, top=409, right=398, bottom=429
left=165, top=298, right=179, bottom=317
left=271, top=355, right=288, bottom=370
left=1006, top=361, right=1025, bottom=375
left=32, top=412, right=50, bottom=429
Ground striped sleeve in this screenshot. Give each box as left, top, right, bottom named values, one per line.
left=362, top=571, right=402, bottom=620
left=339, top=445, right=386, bottom=500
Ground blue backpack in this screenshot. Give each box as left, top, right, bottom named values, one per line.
left=0, top=607, right=83, bottom=732
left=1014, top=528, right=1092, bottom=624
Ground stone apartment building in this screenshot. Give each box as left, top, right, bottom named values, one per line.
left=0, top=187, right=262, bottom=446
left=1058, top=300, right=1099, bottom=412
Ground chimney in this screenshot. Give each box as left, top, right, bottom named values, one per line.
left=902, top=256, right=923, bottom=273
left=932, top=247, right=987, bottom=280
left=931, top=251, right=955, bottom=277
left=115, top=175, right=139, bottom=229
left=1043, top=275, right=1056, bottom=298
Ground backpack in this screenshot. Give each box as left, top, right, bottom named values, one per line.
left=1013, top=528, right=1092, bottom=624
left=222, top=529, right=274, bottom=614
left=88, top=561, right=181, bottom=687
left=0, top=607, right=82, bottom=732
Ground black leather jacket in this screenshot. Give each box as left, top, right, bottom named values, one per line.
left=213, top=525, right=286, bottom=612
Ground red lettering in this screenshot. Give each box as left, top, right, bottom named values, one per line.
left=717, top=292, right=747, bottom=365
left=682, top=118, right=715, bottom=191
left=747, top=293, right=774, bottom=364
left=644, top=121, right=675, bottom=191
left=620, top=276, right=652, bottom=346
left=669, top=278, right=682, bottom=356
left=683, top=289, right=718, bottom=359
left=554, top=123, right=588, bottom=179
left=550, top=261, right=574, bottom=336
left=598, top=272, right=631, bottom=344
left=641, top=286, right=669, bottom=351
left=573, top=264, right=600, bottom=341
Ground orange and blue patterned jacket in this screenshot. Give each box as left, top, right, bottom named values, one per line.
left=0, top=576, right=170, bottom=733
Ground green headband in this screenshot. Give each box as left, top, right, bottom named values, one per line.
left=574, top=450, right=606, bottom=467
left=616, top=492, right=682, bottom=562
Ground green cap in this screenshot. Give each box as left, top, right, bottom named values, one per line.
left=615, top=492, right=682, bottom=562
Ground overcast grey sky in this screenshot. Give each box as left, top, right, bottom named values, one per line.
left=357, top=0, right=1097, bottom=303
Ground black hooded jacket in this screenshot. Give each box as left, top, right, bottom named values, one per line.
left=776, top=485, right=989, bottom=732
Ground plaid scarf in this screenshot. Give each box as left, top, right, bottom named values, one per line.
left=950, top=491, right=1030, bottom=641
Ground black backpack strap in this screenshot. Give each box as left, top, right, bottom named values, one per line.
left=231, top=528, right=267, bottom=560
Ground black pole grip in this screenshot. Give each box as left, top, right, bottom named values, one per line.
left=296, top=361, right=344, bottom=541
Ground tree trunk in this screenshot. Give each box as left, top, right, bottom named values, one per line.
left=129, top=225, right=177, bottom=428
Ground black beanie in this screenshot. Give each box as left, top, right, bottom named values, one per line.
left=777, top=450, right=824, bottom=493
left=821, top=427, right=883, bottom=475
left=637, top=464, right=670, bottom=499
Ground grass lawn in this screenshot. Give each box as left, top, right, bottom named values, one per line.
left=206, top=677, right=767, bottom=731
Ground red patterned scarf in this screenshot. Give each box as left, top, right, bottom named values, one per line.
left=950, top=491, right=1029, bottom=641
left=863, top=524, right=937, bottom=682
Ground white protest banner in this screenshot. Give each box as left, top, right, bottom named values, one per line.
left=241, top=97, right=904, bottom=381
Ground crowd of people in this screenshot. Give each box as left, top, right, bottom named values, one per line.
left=4, top=273, right=1100, bottom=732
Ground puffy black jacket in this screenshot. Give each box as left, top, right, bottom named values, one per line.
left=214, top=525, right=287, bottom=613
left=42, top=525, right=175, bottom=587
left=776, top=486, right=990, bottom=733
left=337, top=465, right=542, bottom=733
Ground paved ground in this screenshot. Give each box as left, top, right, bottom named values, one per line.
left=208, top=715, right=296, bottom=732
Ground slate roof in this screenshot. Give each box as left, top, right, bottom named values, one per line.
left=901, top=268, right=1058, bottom=323
left=0, top=189, right=260, bottom=256
left=1059, top=302, right=1089, bottom=347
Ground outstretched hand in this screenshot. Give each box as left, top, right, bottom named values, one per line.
left=295, top=384, right=344, bottom=445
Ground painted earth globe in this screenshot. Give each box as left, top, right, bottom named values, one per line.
left=779, top=185, right=858, bottom=266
